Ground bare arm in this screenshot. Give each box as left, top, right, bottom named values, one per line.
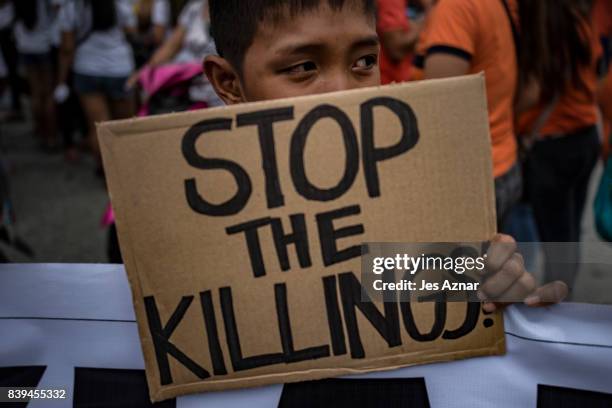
left=423, top=52, right=470, bottom=79
left=151, top=24, right=167, bottom=47
left=126, top=25, right=186, bottom=89
left=146, top=25, right=186, bottom=67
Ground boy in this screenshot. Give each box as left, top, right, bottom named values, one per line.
left=203, top=0, right=567, bottom=310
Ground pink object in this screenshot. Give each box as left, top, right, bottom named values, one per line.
left=101, top=203, right=114, bottom=227
left=137, top=63, right=205, bottom=116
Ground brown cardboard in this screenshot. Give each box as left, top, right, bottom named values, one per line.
left=98, top=73, right=504, bottom=402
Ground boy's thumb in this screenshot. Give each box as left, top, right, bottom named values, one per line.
left=524, top=281, right=569, bottom=307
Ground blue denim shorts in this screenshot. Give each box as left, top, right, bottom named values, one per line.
left=73, top=73, right=132, bottom=100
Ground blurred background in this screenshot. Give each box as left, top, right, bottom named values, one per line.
left=0, top=0, right=610, bottom=302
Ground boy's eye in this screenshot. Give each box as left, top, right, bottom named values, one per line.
left=282, top=61, right=318, bottom=74
left=353, top=54, right=378, bottom=71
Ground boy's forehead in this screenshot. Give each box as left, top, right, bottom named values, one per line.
left=252, top=1, right=376, bottom=48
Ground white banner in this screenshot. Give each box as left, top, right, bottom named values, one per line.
left=1, top=264, right=611, bottom=407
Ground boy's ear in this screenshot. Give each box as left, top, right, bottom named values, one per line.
left=204, top=55, right=245, bottom=105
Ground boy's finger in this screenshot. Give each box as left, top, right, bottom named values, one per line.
left=524, top=281, right=569, bottom=307
left=483, top=234, right=517, bottom=274
left=488, top=271, right=537, bottom=303
left=482, top=301, right=497, bottom=313
left=479, top=252, right=524, bottom=299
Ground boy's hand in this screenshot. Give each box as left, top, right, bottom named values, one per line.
left=478, top=234, right=569, bottom=313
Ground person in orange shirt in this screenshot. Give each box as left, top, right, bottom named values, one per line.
left=516, top=0, right=603, bottom=288
left=411, top=4, right=435, bottom=81
left=376, top=0, right=432, bottom=84
left=420, top=0, right=520, bottom=229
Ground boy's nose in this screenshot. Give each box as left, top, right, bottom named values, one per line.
left=318, top=71, right=353, bottom=93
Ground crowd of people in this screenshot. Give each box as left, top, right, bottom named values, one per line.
left=0, top=0, right=219, bottom=166
left=0, top=0, right=610, bottom=293
left=426, top=0, right=610, bottom=289
left=377, top=0, right=612, bottom=289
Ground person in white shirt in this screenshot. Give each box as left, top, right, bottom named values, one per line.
left=57, top=0, right=136, bottom=170
left=132, top=0, right=171, bottom=66
left=13, top=0, right=57, bottom=148
left=126, top=0, right=221, bottom=106
left=48, top=0, right=88, bottom=161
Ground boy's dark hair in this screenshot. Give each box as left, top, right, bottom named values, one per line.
left=208, top=0, right=376, bottom=73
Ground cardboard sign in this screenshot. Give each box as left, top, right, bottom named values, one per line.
left=98, top=74, right=504, bottom=402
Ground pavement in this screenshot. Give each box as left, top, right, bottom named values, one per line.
left=0, top=113, right=108, bottom=263
left=1, top=104, right=610, bottom=303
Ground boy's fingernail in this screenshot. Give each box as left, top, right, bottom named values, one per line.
left=524, top=295, right=540, bottom=306
left=483, top=302, right=496, bottom=313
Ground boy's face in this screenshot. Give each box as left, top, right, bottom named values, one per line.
left=206, top=2, right=380, bottom=103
